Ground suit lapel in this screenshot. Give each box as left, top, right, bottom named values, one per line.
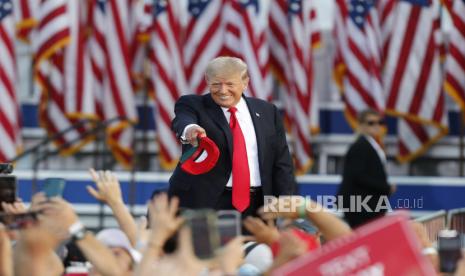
left=204, top=94, right=233, bottom=156
left=244, top=96, right=265, bottom=176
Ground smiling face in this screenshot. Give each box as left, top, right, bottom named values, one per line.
left=205, top=56, right=249, bottom=108
left=207, top=72, right=249, bottom=108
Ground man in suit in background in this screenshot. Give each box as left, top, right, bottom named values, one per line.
left=337, top=109, right=396, bottom=228
left=169, top=56, right=296, bottom=217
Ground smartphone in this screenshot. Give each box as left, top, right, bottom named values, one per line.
left=0, top=175, right=17, bottom=210
left=217, top=210, right=241, bottom=246
left=0, top=212, right=38, bottom=230
left=438, top=229, right=463, bottom=273
left=183, top=209, right=220, bottom=259
left=0, top=163, right=13, bottom=174
left=42, top=178, right=66, bottom=198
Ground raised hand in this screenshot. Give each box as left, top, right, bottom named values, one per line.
left=148, top=193, right=184, bottom=246
left=243, top=216, right=279, bottom=246
left=87, top=169, right=123, bottom=206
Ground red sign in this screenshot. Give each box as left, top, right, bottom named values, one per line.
left=272, top=213, right=436, bottom=276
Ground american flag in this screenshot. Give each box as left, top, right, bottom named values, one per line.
left=129, top=0, right=152, bottom=89
left=377, top=0, right=396, bottom=62
left=223, top=0, right=272, bottom=101
left=34, top=0, right=90, bottom=155
left=37, top=53, right=92, bottom=155
left=269, top=0, right=292, bottom=91
left=94, top=0, right=137, bottom=168
left=184, top=0, right=225, bottom=95
left=333, top=0, right=385, bottom=128
left=33, top=0, right=70, bottom=66
left=443, top=0, right=465, bottom=114
left=0, top=0, right=22, bottom=162
left=383, top=0, right=447, bottom=162
left=149, top=0, right=186, bottom=169
left=269, top=0, right=320, bottom=173
left=13, top=0, right=38, bottom=42
left=88, top=0, right=106, bottom=121
left=64, top=0, right=97, bottom=124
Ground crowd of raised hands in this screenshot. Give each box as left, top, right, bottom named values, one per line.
left=0, top=170, right=464, bottom=276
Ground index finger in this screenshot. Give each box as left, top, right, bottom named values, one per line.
left=89, top=168, right=100, bottom=183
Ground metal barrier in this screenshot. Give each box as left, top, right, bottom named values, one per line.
left=414, top=210, right=447, bottom=243
left=448, top=208, right=465, bottom=234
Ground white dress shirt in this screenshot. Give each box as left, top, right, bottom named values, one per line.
left=181, top=97, right=262, bottom=187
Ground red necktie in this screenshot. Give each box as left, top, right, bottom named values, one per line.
left=228, top=107, right=250, bottom=212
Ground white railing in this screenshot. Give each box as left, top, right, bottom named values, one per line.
left=414, top=210, right=447, bottom=243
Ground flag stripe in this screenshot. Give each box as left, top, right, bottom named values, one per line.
left=386, top=6, right=420, bottom=109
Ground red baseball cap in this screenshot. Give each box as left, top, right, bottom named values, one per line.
left=180, top=136, right=220, bottom=175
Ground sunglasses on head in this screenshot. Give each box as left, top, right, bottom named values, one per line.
left=365, top=120, right=385, bottom=126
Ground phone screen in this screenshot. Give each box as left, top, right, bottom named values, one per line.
left=184, top=210, right=220, bottom=259
left=0, top=212, right=38, bottom=229
left=439, top=234, right=463, bottom=273
left=0, top=176, right=16, bottom=209
left=217, top=210, right=241, bottom=246
left=42, top=178, right=66, bottom=198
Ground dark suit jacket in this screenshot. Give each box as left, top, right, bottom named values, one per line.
left=337, top=135, right=391, bottom=227
left=168, top=93, right=296, bottom=208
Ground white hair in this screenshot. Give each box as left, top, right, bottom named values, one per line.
left=205, top=56, right=248, bottom=81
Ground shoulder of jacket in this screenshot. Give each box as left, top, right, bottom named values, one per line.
left=176, top=94, right=204, bottom=106
left=179, top=94, right=202, bottom=101
left=245, top=96, right=276, bottom=111
left=349, top=136, right=368, bottom=151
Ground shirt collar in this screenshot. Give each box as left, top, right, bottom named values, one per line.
left=221, top=97, right=247, bottom=114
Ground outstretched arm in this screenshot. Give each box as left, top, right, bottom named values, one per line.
left=172, top=96, right=206, bottom=146
left=87, top=169, right=138, bottom=246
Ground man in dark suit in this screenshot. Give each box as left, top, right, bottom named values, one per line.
left=337, top=109, right=396, bottom=228
left=168, top=56, right=296, bottom=217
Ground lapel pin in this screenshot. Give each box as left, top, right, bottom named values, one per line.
left=255, top=112, right=260, bottom=117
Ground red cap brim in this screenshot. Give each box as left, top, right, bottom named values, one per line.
left=180, top=136, right=220, bottom=175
